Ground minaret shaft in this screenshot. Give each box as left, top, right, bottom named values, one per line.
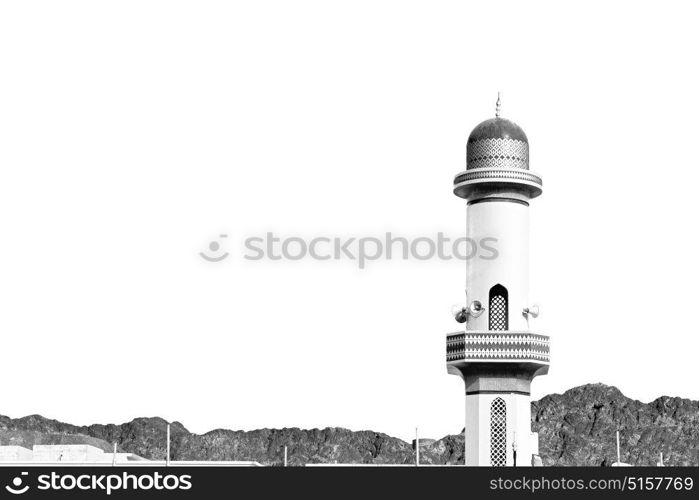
left=465, top=199, right=529, bottom=331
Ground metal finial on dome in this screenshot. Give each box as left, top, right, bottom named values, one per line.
left=495, top=92, right=501, bottom=118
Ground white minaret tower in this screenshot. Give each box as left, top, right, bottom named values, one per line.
left=447, top=95, right=549, bottom=467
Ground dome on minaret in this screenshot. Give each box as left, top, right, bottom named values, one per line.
left=466, top=96, right=529, bottom=170
left=468, top=117, right=528, bottom=143
left=454, top=95, right=541, bottom=200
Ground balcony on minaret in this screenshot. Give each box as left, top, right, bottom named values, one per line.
left=446, top=331, right=550, bottom=366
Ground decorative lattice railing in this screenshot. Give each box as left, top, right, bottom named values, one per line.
left=446, top=332, right=550, bottom=363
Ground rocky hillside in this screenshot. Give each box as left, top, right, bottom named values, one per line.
left=1, top=384, right=697, bottom=466
left=532, top=384, right=699, bottom=466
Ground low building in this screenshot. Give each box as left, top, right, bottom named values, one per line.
left=0, top=444, right=262, bottom=466
left=0, top=444, right=145, bottom=463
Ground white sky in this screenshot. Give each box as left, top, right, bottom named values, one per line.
left=1, top=1, right=698, bottom=442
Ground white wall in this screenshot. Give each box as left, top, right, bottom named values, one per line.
left=0, top=446, right=34, bottom=461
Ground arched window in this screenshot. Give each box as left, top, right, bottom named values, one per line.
left=489, top=284, right=508, bottom=331
left=490, top=397, right=507, bottom=467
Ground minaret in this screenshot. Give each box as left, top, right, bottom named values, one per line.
left=447, top=96, right=549, bottom=467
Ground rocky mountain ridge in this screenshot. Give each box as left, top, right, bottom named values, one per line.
left=1, top=384, right=697, bottom=466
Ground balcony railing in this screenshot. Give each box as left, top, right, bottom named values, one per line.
left=446, top=332, right=550, bottom=364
